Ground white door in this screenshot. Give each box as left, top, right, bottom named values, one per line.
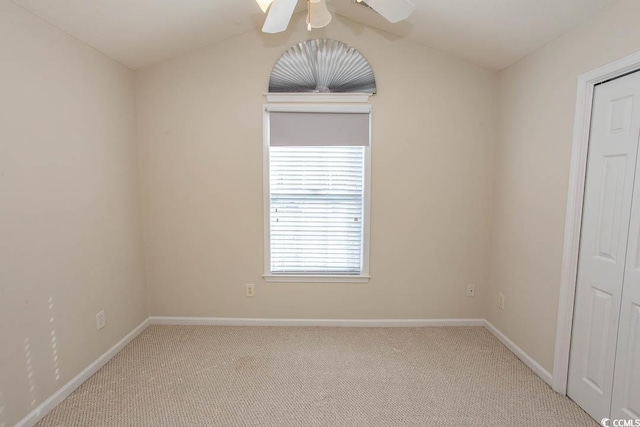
left=610, top=74, right=640, bottom=421
left=568, top=70, right=640, bottom=421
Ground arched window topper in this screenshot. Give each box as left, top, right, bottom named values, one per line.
left=268, top=39, right=377, bottom=94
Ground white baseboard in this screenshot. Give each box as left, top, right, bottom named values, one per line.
left=148, top=316, right=486, bottom=328
left=484, top=320, right=553, bottom=386
left=15, top=318, right=150, bottom=427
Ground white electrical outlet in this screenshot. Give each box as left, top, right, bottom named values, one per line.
left=466, top=284, right=475, bottom=297
left=96, top=310, right=106, bottom=330
left=498, top=293, right=505, bottom=310
left=246, top=284, right=255, bottom=297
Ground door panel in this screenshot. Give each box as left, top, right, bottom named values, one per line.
left=569, top=70, right=640, bottom=422
left=584, top=287, right=614, bottom=394
left=595, top=154, right=628, bottom=262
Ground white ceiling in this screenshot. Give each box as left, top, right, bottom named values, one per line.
left=11, top=0, right=617, bottom=70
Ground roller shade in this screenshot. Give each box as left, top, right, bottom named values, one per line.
left=269, top=112, right=370, bottom=147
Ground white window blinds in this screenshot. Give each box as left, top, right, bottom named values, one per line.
left=267, top=110, right=369, bottom=276
left=270, top=146, right=365, bottom=274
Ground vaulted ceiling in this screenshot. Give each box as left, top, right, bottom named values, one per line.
left=11, top=0, right=617, bottom=70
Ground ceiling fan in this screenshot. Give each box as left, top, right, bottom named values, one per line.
left=256, top=0, right=416, bottom=34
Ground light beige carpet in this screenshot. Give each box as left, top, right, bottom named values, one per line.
left=37, top=325, right=597, bottom=426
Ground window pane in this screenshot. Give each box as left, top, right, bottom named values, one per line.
left=270, top=146, right=365, bottom=274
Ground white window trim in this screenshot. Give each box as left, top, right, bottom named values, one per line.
left=262, top=101, right=372, bottom=284
left=262, top=274, right=371, bottom=284
left=264, top=92, right=373, bottom=104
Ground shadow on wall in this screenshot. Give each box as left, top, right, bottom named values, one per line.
left=0, top=389, right=6, bottom=427
left=24, top=337, right=37, bottom=408
left=48, top=297, right=61, bottom=382
left=17, top=296, right=63, bottom=423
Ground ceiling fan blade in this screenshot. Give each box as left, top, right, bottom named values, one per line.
left=364, top=0, right=416, bottom=23
left=262, top=0, right=298, bottom=34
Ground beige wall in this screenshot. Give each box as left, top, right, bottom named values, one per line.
left=488, top=0, right=640, bottom=373
left=136, top=15, right=497, bottom=320
left=0, top=1, right=147, bottom=425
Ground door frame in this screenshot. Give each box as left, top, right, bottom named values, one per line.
left=554, top=50, right=640, bottom=395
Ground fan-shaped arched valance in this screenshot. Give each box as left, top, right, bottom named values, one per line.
left=268, top=39, right=376, bottom=94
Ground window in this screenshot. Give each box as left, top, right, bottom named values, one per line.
left=263, top=104, right=371, bottom=283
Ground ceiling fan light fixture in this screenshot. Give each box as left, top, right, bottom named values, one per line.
left=256, top=0, right=274, bottom=13
left=261, top=0, right=414, bottom=34
left=354, top=0, right=372, bottom=9
left=306, top=0, right=332, bottom=30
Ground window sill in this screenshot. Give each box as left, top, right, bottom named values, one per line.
left=263, top=274, right=370, bottom=284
